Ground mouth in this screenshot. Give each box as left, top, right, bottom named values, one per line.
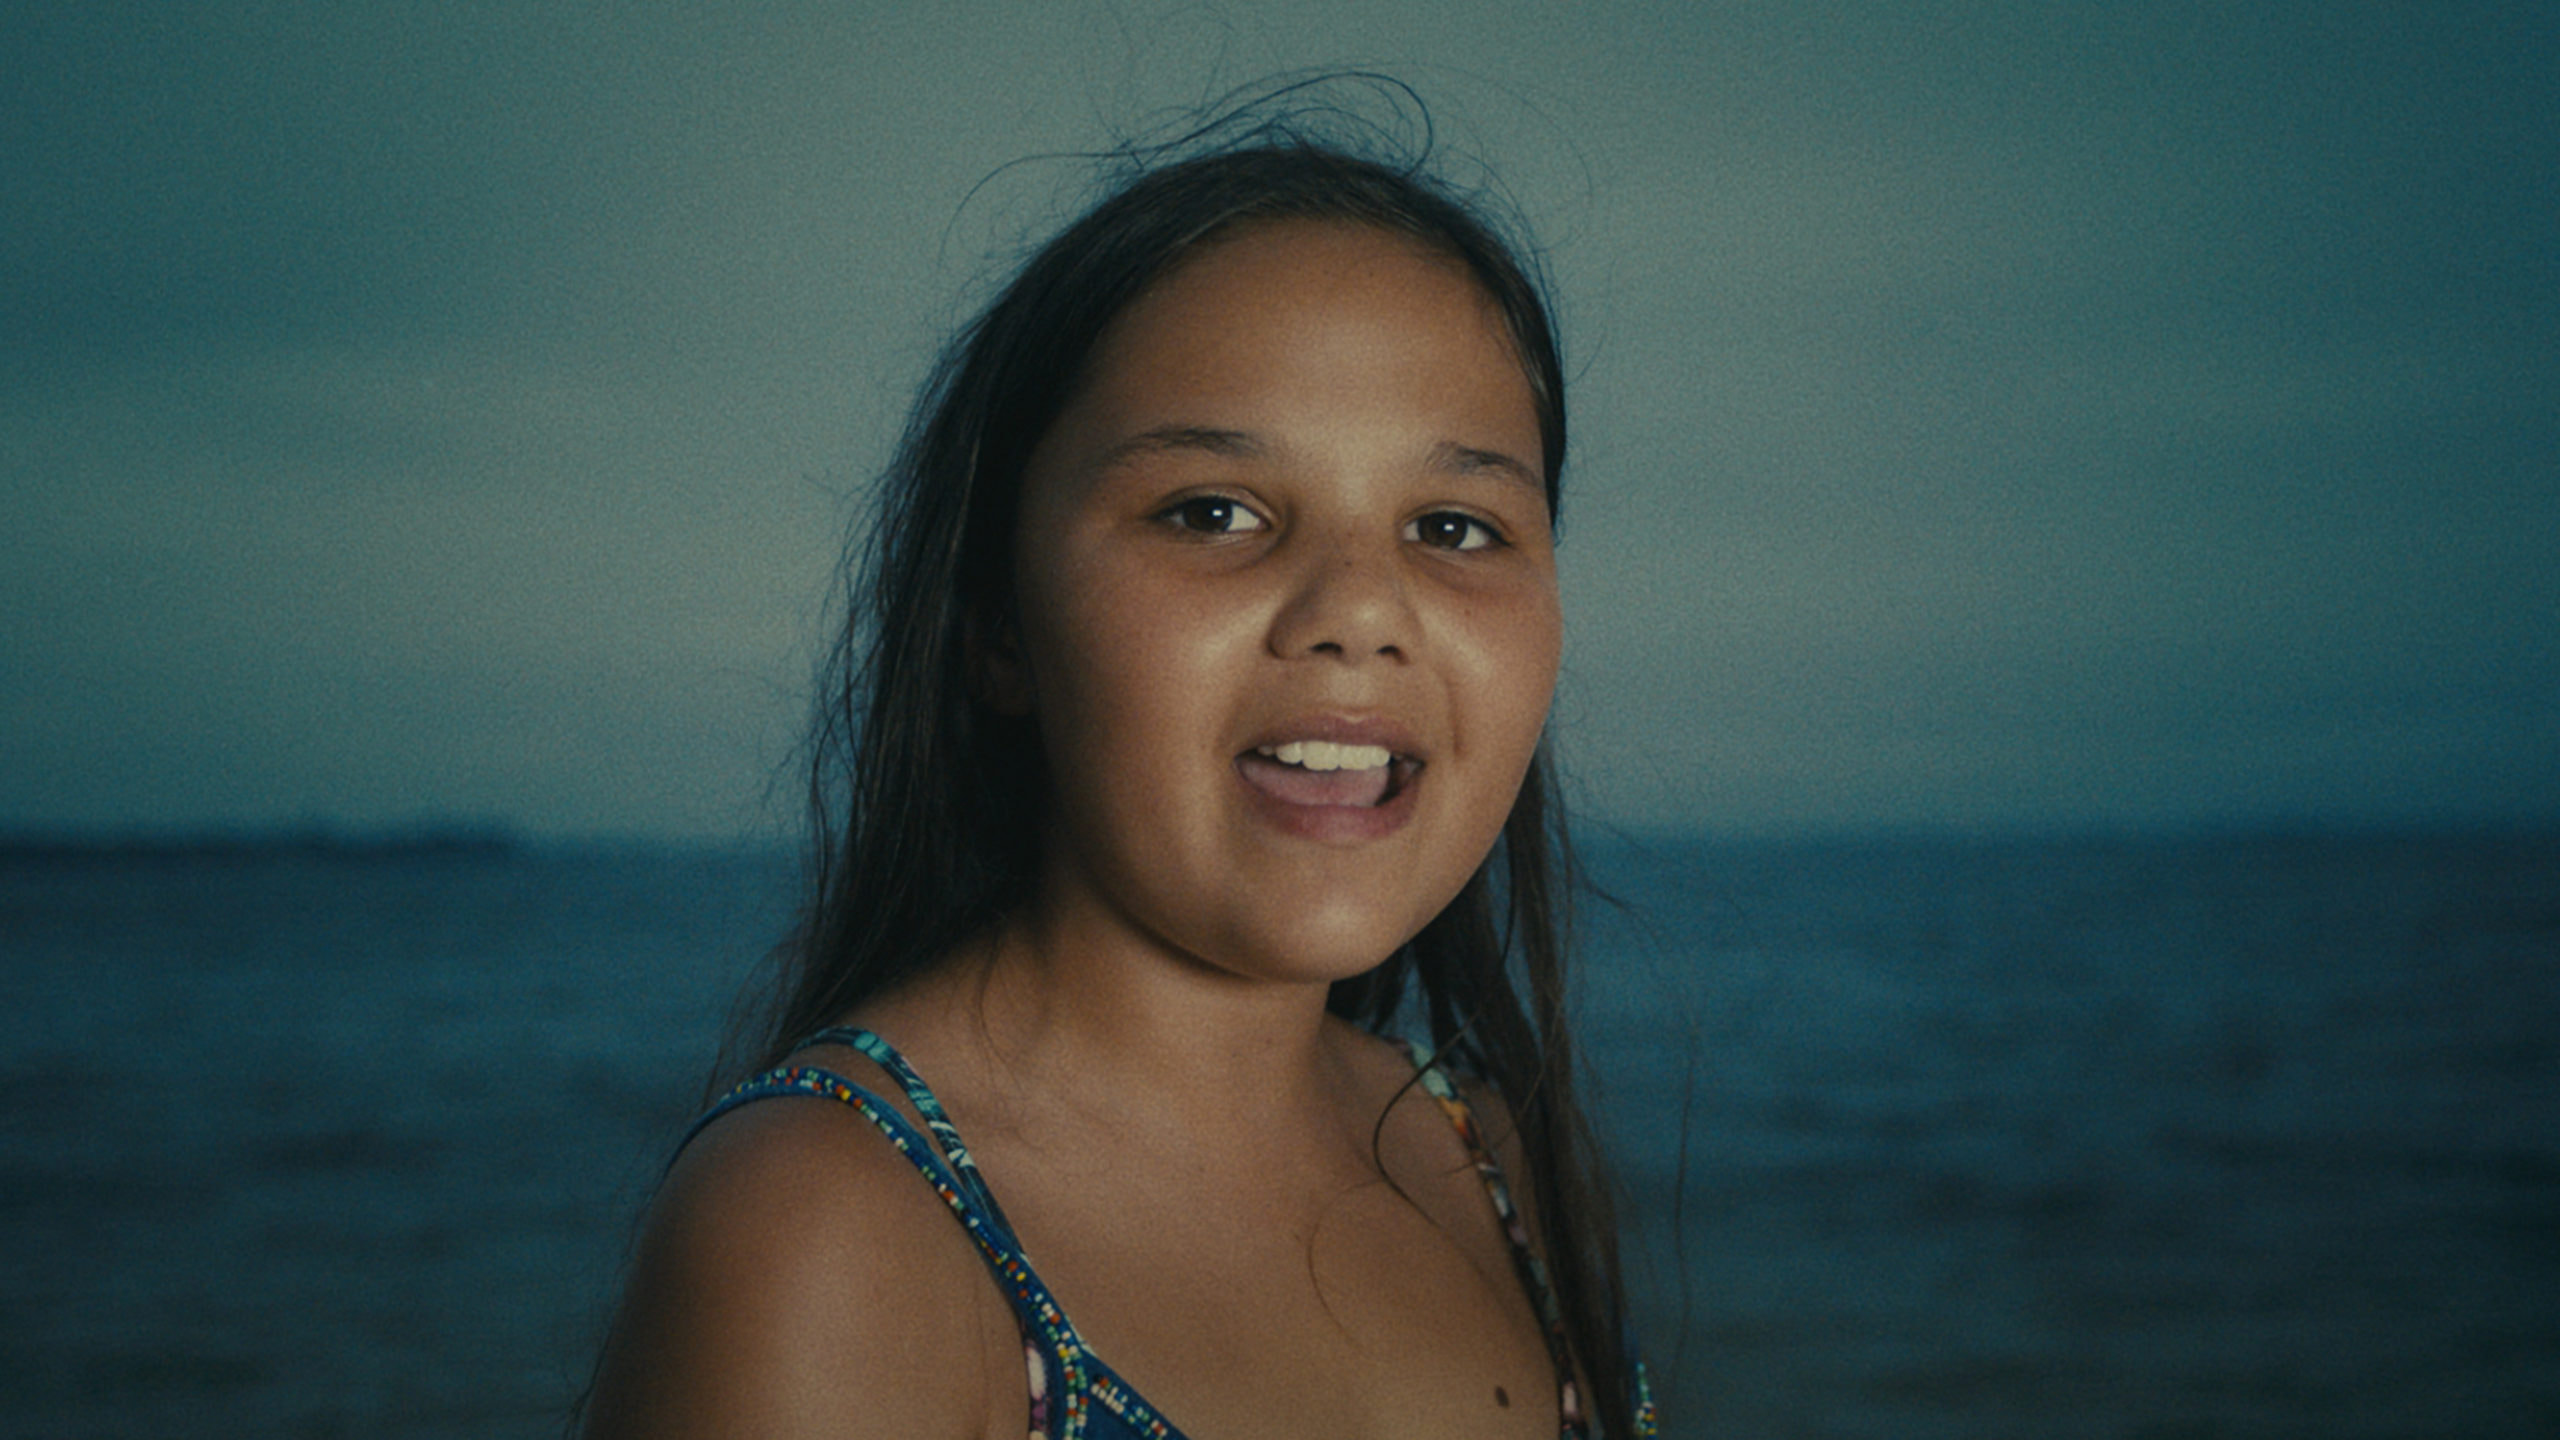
left=1235, top=738, right=1422, bottom=810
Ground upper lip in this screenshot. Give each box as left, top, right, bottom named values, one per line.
left=1238, top=713, right=1425, bottom=762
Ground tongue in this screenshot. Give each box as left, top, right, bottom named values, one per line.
left=1237, top=753, right=1393, bottom=808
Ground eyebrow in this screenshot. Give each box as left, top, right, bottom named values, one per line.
left=1430, top=440, right=1544, bottom=494
left=1095, top=427, right=1543, bottom=493
left=1094, top=426, right=1265, bottom=470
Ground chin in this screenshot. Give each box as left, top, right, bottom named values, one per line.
left=1208, top=889, right=1450, bottom=988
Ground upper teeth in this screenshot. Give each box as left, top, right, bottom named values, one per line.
left=1261, top=740, right=1392, bottom=771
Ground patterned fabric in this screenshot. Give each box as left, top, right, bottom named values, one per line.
left=681, top=1028, right=1656, bottom=1438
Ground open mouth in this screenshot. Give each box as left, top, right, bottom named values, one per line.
left=1235, top=739, right=1420, bottom=809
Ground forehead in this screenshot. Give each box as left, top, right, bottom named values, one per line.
left=1058, top=218, right=1540, bottom=451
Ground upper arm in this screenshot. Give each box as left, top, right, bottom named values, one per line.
left=582, top=1096, right=1013, bottom=1440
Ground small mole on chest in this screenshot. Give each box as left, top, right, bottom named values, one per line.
left=1494, top=1385, right=1511, bottom=1408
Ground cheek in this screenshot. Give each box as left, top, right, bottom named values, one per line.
left=1017, top=566, right=1258, bottom=784
left=1453, top=591, right=1564, bottom=758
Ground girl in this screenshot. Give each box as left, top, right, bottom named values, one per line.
left=585, top=134, right=1656, bottom=1439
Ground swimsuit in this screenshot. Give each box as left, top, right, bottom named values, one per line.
left=682, top=1027, right=1657, bottom=1439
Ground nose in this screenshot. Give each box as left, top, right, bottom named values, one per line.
left=1266, top=527, right=1415, bottom=663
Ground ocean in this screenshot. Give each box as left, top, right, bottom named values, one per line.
left=1, top=831, right=2552, bottom=1438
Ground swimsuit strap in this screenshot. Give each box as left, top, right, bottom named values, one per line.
left=1400, top=1042, right=1660, bottom=1438
left=789, top=1029, right=1191, bottom=1439
left=678, top=1038, right=1099, bottom=1439
left=799, top=1024, right=1021, bottom=1237
left=681, top=1030, right=1196, bottom=1440
left=1399, top=1040, right=1590, bottom=1434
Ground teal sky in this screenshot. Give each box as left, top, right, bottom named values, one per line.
left=4, top=2, right=2554, bottom=839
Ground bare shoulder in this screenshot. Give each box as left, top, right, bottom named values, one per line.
left=582, top=1089, right=1016, bottom=1440
left=1328, top=1025, right=1527, bottom=1198
left=1340, top=1026, right=1521, bottom=1151
left=1369, top=1029, right=1545, bottom=1226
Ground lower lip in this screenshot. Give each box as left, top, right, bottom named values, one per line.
left=1233, top=758, right=1420, bottom=842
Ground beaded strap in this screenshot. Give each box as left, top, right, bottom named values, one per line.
left=684, top=1032, right=1193, bottom=1440
left=801, top=1025, right=1022, bottom=1238
left=684, top=1056, right=1106, bottom=1438
left=1402, top=1043, right=1659, bottom=1438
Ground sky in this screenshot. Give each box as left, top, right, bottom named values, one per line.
left=4, top=2, right=2554, bottom=840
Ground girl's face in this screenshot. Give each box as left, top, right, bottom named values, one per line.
left=1002, top=219, right=1561, bottom=985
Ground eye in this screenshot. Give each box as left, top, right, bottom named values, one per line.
left=1405, top=510, right=1501, bottom=552
left=1158, top=495, right=1268, bottom=536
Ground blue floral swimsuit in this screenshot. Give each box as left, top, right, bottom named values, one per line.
left=682, top=1027, right=1657, bottom=1438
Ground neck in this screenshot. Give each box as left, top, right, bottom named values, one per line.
left=890, top=872, right=1373, bottom=1153
left=1025, top=913, right=1339, bottom=1106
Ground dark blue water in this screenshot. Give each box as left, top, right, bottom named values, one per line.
left=1, top=833, right=2552, bottom=1437
left=1584, top=834, right=2559, bottom=1437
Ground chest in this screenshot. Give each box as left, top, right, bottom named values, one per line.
left=974, top=1134, right=1561, bottom=1440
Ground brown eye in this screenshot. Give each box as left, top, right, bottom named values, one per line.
left=1161, top=496, right=1266, bottom=535
left=1407, top=511, right=1498, bottom=551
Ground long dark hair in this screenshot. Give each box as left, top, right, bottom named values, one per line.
left=754, top=109, right=1639, bottom=1435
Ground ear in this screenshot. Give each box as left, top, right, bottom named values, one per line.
left=966, top=606, right=1033, bottom=716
